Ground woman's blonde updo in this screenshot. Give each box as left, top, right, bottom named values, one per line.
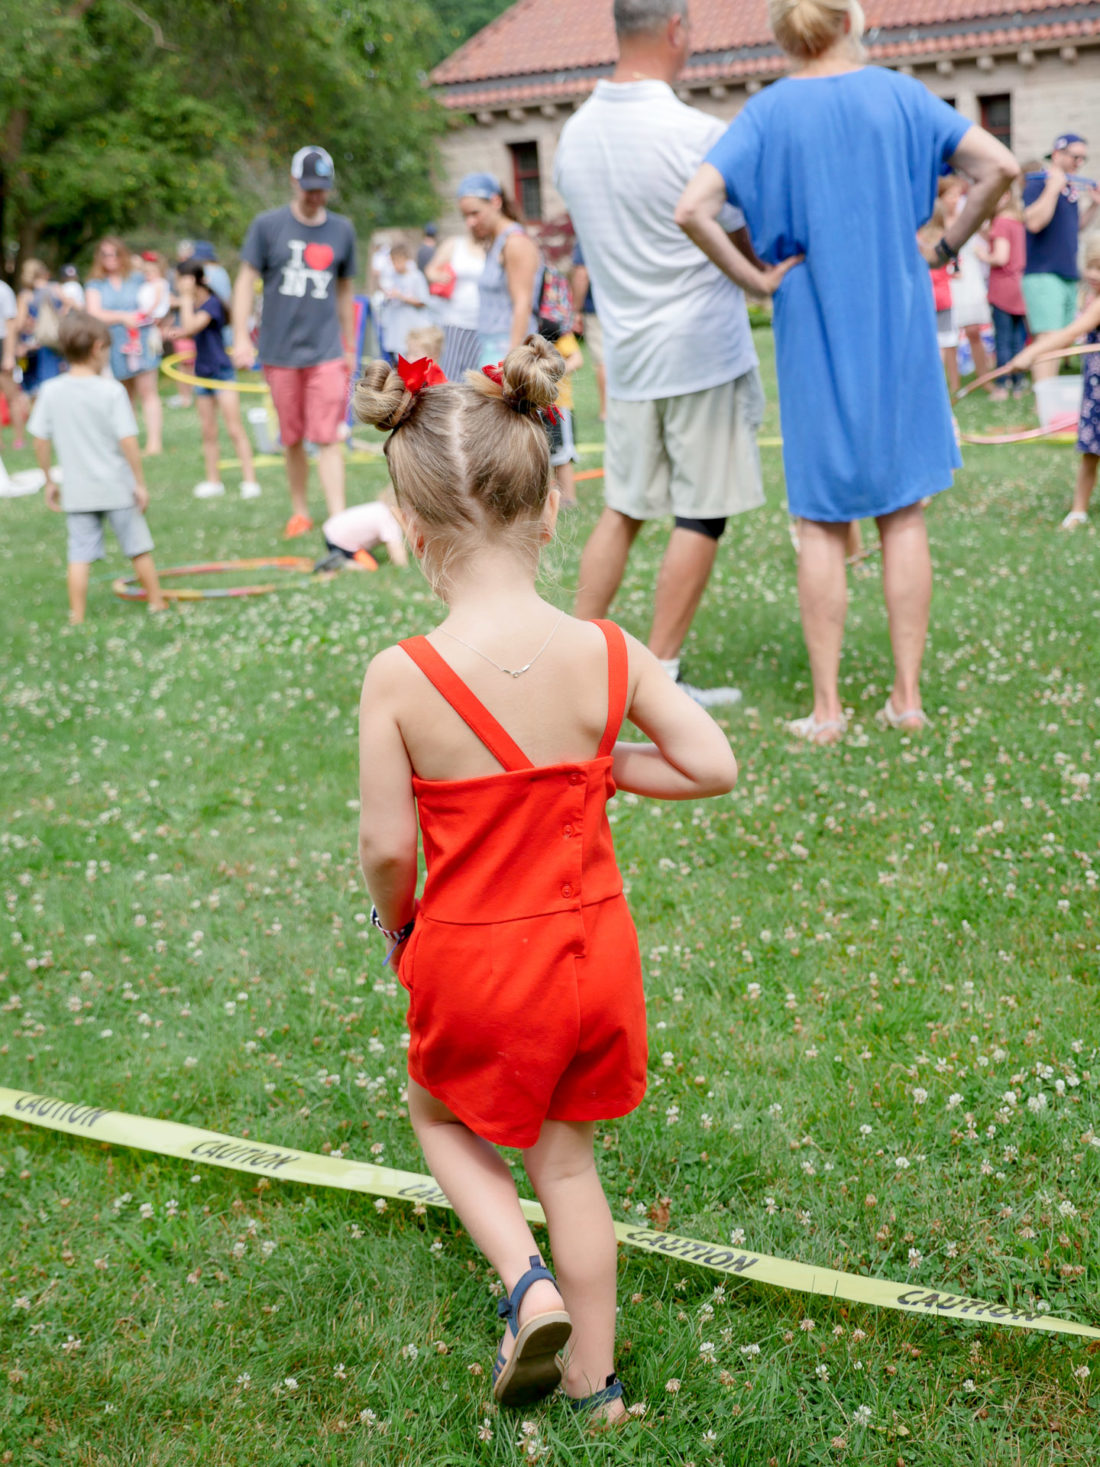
left=353, top=336, right=565, bottom=595
left=768, top=0, right=864, bottom=62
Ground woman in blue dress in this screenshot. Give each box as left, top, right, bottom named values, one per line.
left=676, top=0, right=1018, bottom=742
left=85, top=236, right=164, bottom=456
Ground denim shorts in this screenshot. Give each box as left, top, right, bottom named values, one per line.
left=195, top=362, right=238, bottom=396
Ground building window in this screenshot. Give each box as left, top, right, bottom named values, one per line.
left=979, top=94, right=1011, bottom=149
left=509, top=141, right=542, bottom=221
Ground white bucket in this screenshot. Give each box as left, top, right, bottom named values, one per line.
left=1034, top=375, right=1082, bottom=429
left=246, top=405, right=279, bottom=453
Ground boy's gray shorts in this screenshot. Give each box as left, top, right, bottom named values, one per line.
left=67, top=507, right=154, bottom=564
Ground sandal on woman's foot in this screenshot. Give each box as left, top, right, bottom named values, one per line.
left=567, top=1372, right=625, bottom=1420
left=1060, top=510, right=1088, bottom=531
left=877, top=697, right=932, bottom=732
left=788, top=713, right=848, bottom=744
left=491, top=1255, right=572, bottom=1408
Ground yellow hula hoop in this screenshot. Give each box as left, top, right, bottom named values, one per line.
left=160, top=352, right=271, bottom=394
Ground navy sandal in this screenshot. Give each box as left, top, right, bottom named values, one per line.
left=491, top=1255, right=572, bottom=1408
left=567, top=1372, right=625, bottom=1416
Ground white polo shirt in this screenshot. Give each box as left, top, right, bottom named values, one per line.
left=554, top=79, right=756, bottom=402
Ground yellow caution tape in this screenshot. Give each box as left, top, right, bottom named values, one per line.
left=3, top=1087, right=1096, bottom=1341
left=160, top=351, right=272, bottom=394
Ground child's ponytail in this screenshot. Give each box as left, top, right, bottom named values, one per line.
left=353, top=360, right=420, bottom=433
left=468, top=335, right=564, bottom=419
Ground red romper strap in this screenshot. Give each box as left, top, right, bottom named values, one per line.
left=592, top=619, right=629, bottom=758
left=399, top=636, right=534, bottom=772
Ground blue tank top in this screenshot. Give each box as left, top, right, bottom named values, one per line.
left=478, top=224, right=538, bottom=339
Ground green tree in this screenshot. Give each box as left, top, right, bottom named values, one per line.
left=0, top=0, right=444, bottom=270
left=426, top=0, right=515, bottom=66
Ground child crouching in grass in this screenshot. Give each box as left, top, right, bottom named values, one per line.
left=29, top=311, right=166, bottom=624
left=355, top=338, right=738, bottom=1417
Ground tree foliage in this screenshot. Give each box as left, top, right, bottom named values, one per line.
left=0, top=0, right=444, bottom=268
left=426, top=0, right=515, bottom=66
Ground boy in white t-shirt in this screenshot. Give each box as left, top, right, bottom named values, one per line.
left=29, top=312, right=167, bottom=624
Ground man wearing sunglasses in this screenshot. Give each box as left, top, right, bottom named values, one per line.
left=1022, top=133, right=1100, bottom=382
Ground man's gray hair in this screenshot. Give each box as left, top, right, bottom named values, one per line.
left=614, top=0, right=688, bottom=39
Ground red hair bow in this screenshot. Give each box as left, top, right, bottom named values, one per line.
left=481, top=362, right=504, bottom=385
left=397, top=355, right=447, bottom=393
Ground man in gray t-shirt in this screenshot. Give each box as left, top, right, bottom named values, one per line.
left=232, top=145, right=358, bottom=536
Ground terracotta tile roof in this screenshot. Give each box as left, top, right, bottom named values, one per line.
left=432, top=0, right=1100, bottom=106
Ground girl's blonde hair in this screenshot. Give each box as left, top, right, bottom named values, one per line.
left=768, top=0, right=865, bottom=61
left=20, top=258, right=50, bottom=288
left=1083, top=233, right=1100, bottom=271
left=353, top=335, right=565, bottom=595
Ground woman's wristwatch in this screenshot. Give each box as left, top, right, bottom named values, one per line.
left=370, top=906, right=415, bottom=946
left=933, top=236, right=959, bottom=267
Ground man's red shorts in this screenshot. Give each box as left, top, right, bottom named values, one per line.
left=263, top=359, right=349, bottom=447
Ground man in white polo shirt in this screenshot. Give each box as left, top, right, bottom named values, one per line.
left=555, top=0, right=793, bottom=703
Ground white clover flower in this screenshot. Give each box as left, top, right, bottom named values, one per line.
left=947, top=1093, right=963, bottom=1109
left=853, top=1404, right=872, bottom=1427
left=912, top=1088, right=928, bottom=1105
left=815, top=1364, right=829, bottom=1381
left=740, top=1342, right=761, bottom=1357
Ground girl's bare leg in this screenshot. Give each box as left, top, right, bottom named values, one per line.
left=407, top=1081, right=564, bottom=1367
left=219, top=390, right=256, bottom=482
left=137, top=370, right=163, bottom=455
left=523, top=1119, right=624, bottom=1416
left=1071, top=453, right=1098, bottom=517
left=196, top=395, right=221, bottom=484
left=967, top=324, right=990, bottom=382
left=941, top=346, right=959, bottom=396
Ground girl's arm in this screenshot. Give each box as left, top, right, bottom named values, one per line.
left=973, top=235, right=1009, bottom=267
left=613, top=637, right=738, bottom=799
left=358, top=648, right=420, bottom=931
left=1010, top=293, right=1100, bottom=367
left=174, top=295, right=212, bottom=339
left=503, top=230, right=540, bottom=348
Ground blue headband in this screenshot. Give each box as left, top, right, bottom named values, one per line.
left=457, top=172, right=502, bottom=201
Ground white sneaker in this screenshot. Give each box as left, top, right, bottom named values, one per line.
left=193, top=480, right=226, bottom=499
left=678, top=679, right=742, bottom=709
left=240, top=480, right=262, bottom=500
left=1060, top=510, right=1087, bottom=530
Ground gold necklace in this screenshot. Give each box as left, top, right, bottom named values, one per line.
left=439, top=611, right=566, bottom=678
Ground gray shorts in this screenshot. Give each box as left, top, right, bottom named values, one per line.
left=604, top=368, right=766, bottom=521
left=67, top=507, right=154, bottom=564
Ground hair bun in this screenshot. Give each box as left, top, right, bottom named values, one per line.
left=500, top=335, right=565, bottom=417
left=353, top=359, right=417, bottom=433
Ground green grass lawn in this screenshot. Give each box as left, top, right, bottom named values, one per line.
left=1, top=337, right=1098, bottom=1466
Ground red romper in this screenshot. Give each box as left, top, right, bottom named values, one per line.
left=397, top=619, right=648, bottom=1149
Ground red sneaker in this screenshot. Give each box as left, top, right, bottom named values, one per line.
left=352, top=549, right=379, bottom=571
left=284, top=513, right=314, bottom=539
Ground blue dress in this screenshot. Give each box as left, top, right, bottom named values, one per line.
left=706, top=68, right=971, bottom=521
left=1077, top=330, right=1100, bottom=458
left=86, top=272, right=159, bottom=381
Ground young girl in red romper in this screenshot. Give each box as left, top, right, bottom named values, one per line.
left=355, top=338, right=738, bottom=1419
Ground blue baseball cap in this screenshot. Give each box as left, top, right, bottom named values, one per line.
left=1053, top=133, right=1086, bottom=153
left=190, top=241, right=217, bottom=262
left=457, top=172, right=502, bottom=201
left=292, top=145, right=335, bottom=190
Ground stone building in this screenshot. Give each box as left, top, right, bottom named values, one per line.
left=429, top=0, right=1100, bottom=232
